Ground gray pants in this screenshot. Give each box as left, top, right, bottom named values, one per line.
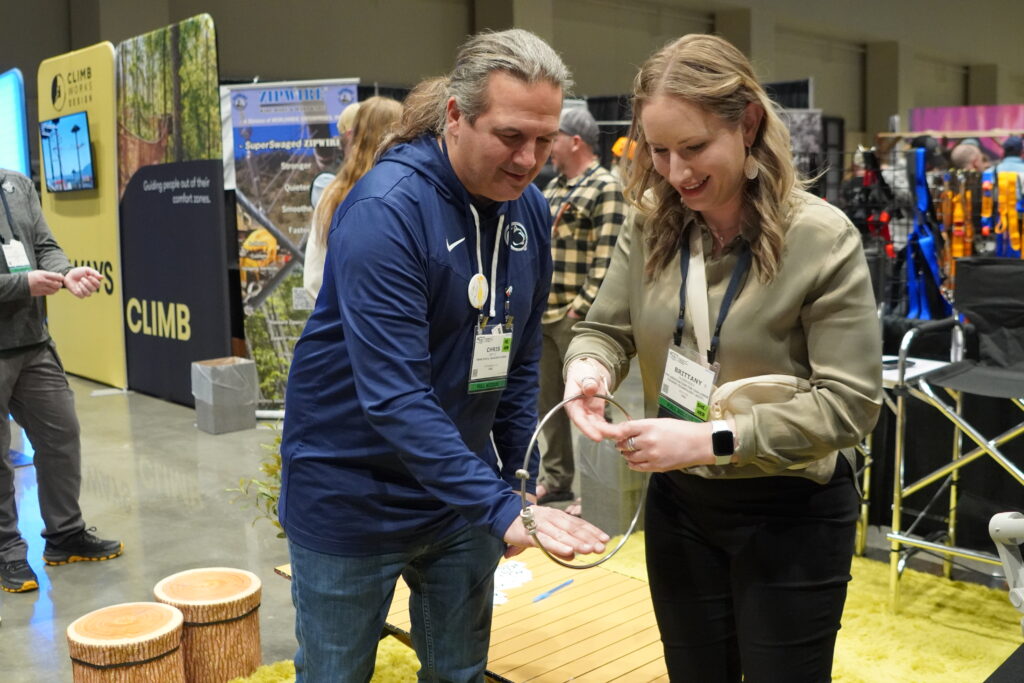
left=0, top=343, right=84, bottom=561
left=538, top=315, right=577, bottom=492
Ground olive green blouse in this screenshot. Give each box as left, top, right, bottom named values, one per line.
left=565, top=190, right=883, bottom=483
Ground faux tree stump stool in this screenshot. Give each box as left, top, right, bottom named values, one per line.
left=153, top=567, right=262, bottom=683
left=66, top=601, right=186, bottom=683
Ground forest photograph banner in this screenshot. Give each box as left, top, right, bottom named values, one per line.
left=116, top=14, right=227, bottom=401
left=116, top=13, right=220, bottom=197
left=225, top=78, right=357, bottom=406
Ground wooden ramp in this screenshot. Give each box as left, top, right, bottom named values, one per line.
left=276, top=548, right=667, bottom=682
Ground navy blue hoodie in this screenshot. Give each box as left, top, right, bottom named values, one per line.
left=280, top=134, right=552, bottom=556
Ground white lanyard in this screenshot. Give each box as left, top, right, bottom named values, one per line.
left=676, top=225, right=751, bottom=366
left=685, top=226, right=712, bottom=360
left=468, top=204, right=504, bottom=318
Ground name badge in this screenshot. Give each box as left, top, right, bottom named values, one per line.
left=468, top=322, right=513, bottom=394
left=658, top=345, right=717, bottom=422
left=2, top=240, right=30, bottom=273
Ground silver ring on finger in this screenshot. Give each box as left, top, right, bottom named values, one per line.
left=626, top=436, right=637, bottom=452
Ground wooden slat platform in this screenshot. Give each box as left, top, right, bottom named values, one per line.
left=275, top=548, right=666, bottom=682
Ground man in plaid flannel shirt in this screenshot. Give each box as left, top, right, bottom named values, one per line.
left=536, top=107, right=626, bottom=505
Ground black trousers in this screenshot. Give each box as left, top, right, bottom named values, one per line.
left=645, top=458, right=858, bottom=683
left=0, top=343, right=84, bottom=561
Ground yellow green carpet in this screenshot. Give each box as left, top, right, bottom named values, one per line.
left=600, top=534, right=1022, bottom=682
left=228, top=636, right=419, bottom=683
left=236, top=533, right=1022, bottom=682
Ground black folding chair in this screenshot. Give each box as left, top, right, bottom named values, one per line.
left=888, top=257, right=1024, bottom=610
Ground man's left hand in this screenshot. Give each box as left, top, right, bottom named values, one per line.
left=63, top=267, right=104, bottom=299
left=502, top=505, right=609, bottom=559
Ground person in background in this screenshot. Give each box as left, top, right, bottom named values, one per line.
left=910, top=134, right=947, bottom=172
left=280, top=29, right=608, bottom=682
left=959, top=136, right=997, bottom=164
left=303, top=97, right=402, bottom=299
left=561, top=34, right=881, bottom=681
left=610, top=135, right=636, bottom=181
left=950, top=141, right=987, bottom=171
left=0, top=170, right=122, bottom=594
left=535, top=106, right=625, bottom=506
left=994, top=135, right=1024, bottom=175
left=337, top=101, right=361, bottom=159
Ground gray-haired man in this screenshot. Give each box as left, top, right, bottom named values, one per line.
left=281, top=30, right=608, bottom=682
left=536, top=107, right=625, bottom=505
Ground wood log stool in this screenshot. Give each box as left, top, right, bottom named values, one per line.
left=153, top=567, right=262, bottom=683
left=66, top=601, right=185, bottom=682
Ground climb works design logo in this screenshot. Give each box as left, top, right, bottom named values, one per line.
left=51, top=74, right=65, bottom=111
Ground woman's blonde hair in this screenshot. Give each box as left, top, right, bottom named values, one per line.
left=625, top=33, right=806, bottom=282
left=311, top=96, right=403, bottom=247
left=337, top=101, right=361, bottom=136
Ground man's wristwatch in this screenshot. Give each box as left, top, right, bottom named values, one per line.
left=710, top=419, right=734, bottom=466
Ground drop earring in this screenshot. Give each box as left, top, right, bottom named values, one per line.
left=743, top=147, right=758, bottom=180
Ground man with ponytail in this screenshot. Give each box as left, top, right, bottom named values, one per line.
left=280, top=29, right=608, bottom=681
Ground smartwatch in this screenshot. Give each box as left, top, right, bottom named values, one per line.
left=710, top=420, right=734, bottom=466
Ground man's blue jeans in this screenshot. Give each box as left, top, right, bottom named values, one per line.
left=289, top=524, right=504, bottom=682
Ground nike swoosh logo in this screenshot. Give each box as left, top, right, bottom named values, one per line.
left=446, top=237, right=466, bottom=252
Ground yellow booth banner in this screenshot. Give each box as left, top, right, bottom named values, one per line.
left=37, top=42, right=127, bottom=388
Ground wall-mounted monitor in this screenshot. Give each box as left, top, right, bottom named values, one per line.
left=39, top=110, right=95, bottom=192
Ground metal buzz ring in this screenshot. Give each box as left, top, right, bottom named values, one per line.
left=514, top=392, right=647, bottom=570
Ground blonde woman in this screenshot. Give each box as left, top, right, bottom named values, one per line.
left=562, top=34, right=881, bottom=681
left=303, top=96, right=402, bottom=299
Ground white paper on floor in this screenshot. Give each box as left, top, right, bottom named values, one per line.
left=493, top=560, right=532, bottom=605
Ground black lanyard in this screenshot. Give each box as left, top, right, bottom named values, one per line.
left=551, top=165, right=598, bottom=230
left=558, top=165, right=597, bottom=208
left=675, top=229, right=751, bottom=365
left=0, top=177, right=17, bottom=245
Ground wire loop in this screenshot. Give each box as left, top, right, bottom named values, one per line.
left=515, top=392, right=646, bottom=569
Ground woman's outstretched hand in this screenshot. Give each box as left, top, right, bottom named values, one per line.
left=562, top=357, right=617, bottom=442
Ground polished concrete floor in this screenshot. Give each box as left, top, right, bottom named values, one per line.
left=2, top=376, right=294, bottom=682
left=0, top=364, right=650, bottom=681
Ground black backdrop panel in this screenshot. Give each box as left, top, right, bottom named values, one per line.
left=868, top=393, right=1024, bottom=551
left=764, top=78, right=811, bottom=109
left=122, top=159, right=231, bottom=406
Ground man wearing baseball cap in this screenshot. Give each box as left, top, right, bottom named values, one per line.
left=536, top=106, right=626, bottom=505
left=995, top=135, right=1024, bottom=174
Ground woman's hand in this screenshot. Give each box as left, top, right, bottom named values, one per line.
left=562, top=357, right=616, bottom=442
left=604, top=418, right=728, bottom=472
left=503, top=506, right=610, bottom=559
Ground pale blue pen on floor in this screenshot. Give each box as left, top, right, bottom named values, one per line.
left=532, top=579, right=573, bottom=603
